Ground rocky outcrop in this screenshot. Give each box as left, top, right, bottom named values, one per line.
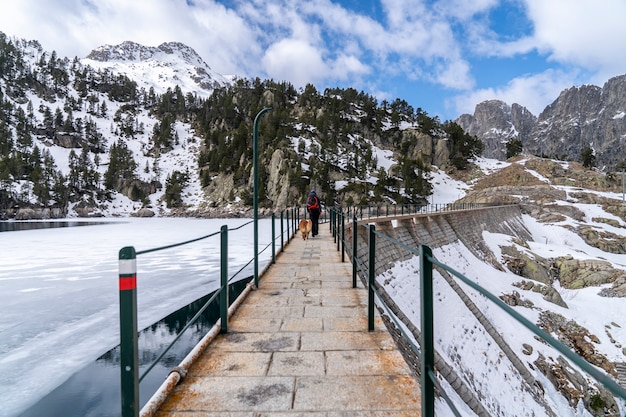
left=73, top=202, right=105, bottom=217
left=457, top=100, right=536, bottom=160
left=400, top=128, right=450, bottom=167
left=572, top=225, right=626, bottom=254
left=501, top=245, right=551, bottom=283
left=534, top=354, right=618, bottom=415
left=553, top=255, right=626, bottom=297
left=265, top=149, right=296, bottom=209
left=12, top=207, right=66, bottom=220
left=538, top=311, right=616, bottom=377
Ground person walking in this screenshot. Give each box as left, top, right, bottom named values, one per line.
left=306, top=190, right=321, bottom=237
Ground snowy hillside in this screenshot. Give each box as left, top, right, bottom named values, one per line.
left=381, top=156, right=626, bottom=417
left=4, top=34, right=458, bottom=220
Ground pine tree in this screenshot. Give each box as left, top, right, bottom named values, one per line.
left=104, top=139, right=137, bottom=190
left=506, top=138, right=523, bottom=159
left=164, top=170, right=189, bottom=208
left=581, top=147, right=595, bottom=168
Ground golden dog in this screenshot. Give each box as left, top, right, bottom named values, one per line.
left=298, top=219, right=312, bottom=240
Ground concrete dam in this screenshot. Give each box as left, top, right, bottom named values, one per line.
left=345, top=204, right=556, bottom=417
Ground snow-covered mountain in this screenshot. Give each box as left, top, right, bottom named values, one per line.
left=5, top=34, right=460, bottom=220
left=83, top=40, right=232, bottom=97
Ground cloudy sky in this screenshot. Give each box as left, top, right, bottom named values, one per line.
left=1, top=0, right=625, bottom=120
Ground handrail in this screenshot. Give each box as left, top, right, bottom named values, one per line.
left=330, top=205, right=626, bottom=417
left=340, top=202, right=516, bottom=221
left=118, top=207, right=303, bottom=417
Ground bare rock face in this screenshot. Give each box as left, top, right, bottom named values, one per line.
left=204, top=173, right=237, bottom=205
left=538, top=311, right=615, bottom=376
left=14, top=208, right=44, bottom=220
left=399, top=128, right=450, bottom=168
left=555, top=256, right=624, bottom=288
left=266, top=149, right=293, bottom=209
left=501, top=245, right=551, bottom=284
left=456, top=100, right=536, bottom=160
left=534, top=354, right=618, bottom=416
left=456, top=74, right=626, bottom=168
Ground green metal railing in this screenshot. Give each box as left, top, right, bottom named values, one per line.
left=118, top=207, right=309, bottom=417
left=345, top=202, right=507, bottom=221
left=330, top=205, right=626, bottom=416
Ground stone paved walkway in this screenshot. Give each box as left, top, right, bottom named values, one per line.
left=155, top=225, right=421, bottom=416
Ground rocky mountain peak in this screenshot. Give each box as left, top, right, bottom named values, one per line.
left=457, top=74, right=626, bottom=168
left=83, top=40, right=231, bottom=97
left=86, top=40, right=153, bottom=62
left=456, top=99, right=536, bottom=160
left=86, top=41, right=207, bottom=67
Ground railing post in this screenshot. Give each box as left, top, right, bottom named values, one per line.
left=286, top=209, right=290, bottom=243
left=419, top=244, right=435, bottom=417
left=271, top=213, right=276, bottom=264
left=352, top=216, right=358, bottom=288
left=280, top=211, right=284, bottom=252
left=341, top=209, right=345, bottom=262
left=119, top=246, right=139, bottom=417
left=335, top=208, right=342, bottom=250
left=333, top=208, right=337, bottom=240
left=368, top=224, right=375, bottom=331
left=220, top=225, right=229, bottom=333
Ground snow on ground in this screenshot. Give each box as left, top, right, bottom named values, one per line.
left=430, top=167, right=470, bottom=203
left=474, top=156, right=511, bottom=175
left=381, top=224, right=626, bottom=416
left=375, top=157, right=626, bottom=416
left=372, top=144, right=395, bottom=171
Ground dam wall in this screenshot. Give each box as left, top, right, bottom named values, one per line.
left=348, top=204, right=530, bottom=275
left=344, top=204, right=542, bottom=417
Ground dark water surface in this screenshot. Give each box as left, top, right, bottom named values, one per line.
left=0, top=220, right=112, bottom=232
left=18, top=278, right=252, bottom=417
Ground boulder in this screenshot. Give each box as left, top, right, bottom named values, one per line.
left=134, top=208, right=155, bottom=217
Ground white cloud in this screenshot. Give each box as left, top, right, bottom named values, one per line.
left=1, top=0, right=624, bottom=120
left=434, top=58, right=474, bottom=90
left=524, top=0, right=626, bottom=73
left=433, top=0, right=499, bottom=21
left=262, top=39, right=328, bottom=86
left=330, top=54, right=371, bottom=81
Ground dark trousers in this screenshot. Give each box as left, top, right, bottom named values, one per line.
left=309, top=209, right=320, bottom=235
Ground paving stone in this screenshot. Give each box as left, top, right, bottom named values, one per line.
left=155, top=228, right=421, bottom=416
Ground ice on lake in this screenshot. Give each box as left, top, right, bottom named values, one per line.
left=0, top=217, right=276, bottom=417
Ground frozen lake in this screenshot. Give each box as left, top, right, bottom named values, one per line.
left=0, top=217, right=277, bottom=417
